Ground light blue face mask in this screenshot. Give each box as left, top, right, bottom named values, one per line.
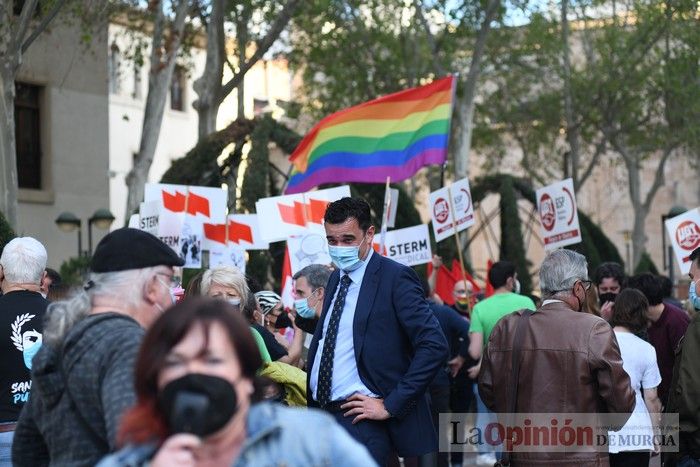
left=328, top=236, right=367, bottom=272
left=690, top=280, right=700, bottom=310
left=23, top=336, right=42, bottom=370
left=294, top=289, right=319, bottom=319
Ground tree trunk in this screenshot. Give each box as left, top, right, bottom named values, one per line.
left=452, top=0, right=500, bottom=180
left=0, top=67, right=18, bottom=228
left=124, top=0, right=190, bottom=221
left=235, top=13, right=248, bottom=119
left=193, top=0, right=225, bottom=139
left=561, top=0, right=582, bottom=191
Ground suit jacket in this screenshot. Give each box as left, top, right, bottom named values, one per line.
left=307, top=253, right=448, bottom=456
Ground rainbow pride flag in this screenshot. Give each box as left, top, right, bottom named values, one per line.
left=285, top=76, right=456, bottom=194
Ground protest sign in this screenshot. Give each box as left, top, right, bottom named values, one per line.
left=374, top=224, right=431, bottom=267
left=287, top=232, right=332, bottom=275
left=536, top=178, right=581, bottom=250
left=429, top=186, right=455, bottom=243
left=177, top=216, right=203, bottom=269
left=209, top=243, right=246, bottom=272
left=255, top=186, right=351, bottom=241
left=145, top=183, right=227, bottom=224
left=665, top=208, right=700, bottom=275
left=138, top=201, right=160, bottom=236
left=450, top=178, right=475, bottom=232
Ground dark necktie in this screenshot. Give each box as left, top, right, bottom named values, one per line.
left=316, top=274, right=352, bottom=407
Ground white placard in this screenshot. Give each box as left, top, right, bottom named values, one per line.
left=450, top=178, right=475, bottom=233
left=536, top=178, right=581, bottom=250
left=429, top=186, right=455, bottom=243
left=210, top=243, right=246, bottom=272
left=127, top=214, right=140, bottom=229
left=374, top=224, right=432, bottom=267
left=287, top=232, right=332, bottom=275
left=138, top=201, right=160, bottom=236
left=255, top=185, right=351, bottom=242
left=665, top=207, right=700, bottom=275
left=145, top=183, right=228, bottom=224
left=177, top=216, right=203, bottom=269
left=158, top=211, right=184, bottom=253
left=228, top=214, right=270, bottom=250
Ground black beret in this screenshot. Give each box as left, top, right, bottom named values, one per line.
left=90, top=228, right=184, bottom=273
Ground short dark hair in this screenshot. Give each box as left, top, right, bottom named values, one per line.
left=293, top=264, right=331, bottom=290
left=593, top=262, right=626, bottom=287
left=690, top=247, right=700, bottom=264
left=627, top=273, right=663, bottom=306
left=658, top=275, right=673, bottom=299
left=610, top=288, right=649, bottom=334
left=489, top=261, right=516, bottom=289
left=323, top=197, right=372, bottom=231
left=45, top=268, right=62, bottom=285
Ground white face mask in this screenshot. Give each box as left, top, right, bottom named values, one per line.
left=513, top=279, right=521, bottom=294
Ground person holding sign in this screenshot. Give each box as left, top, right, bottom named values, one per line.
left=307, top=198, right=448, bottom=466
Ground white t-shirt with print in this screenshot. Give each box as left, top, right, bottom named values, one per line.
left=608, top=331, right=662, bottom=453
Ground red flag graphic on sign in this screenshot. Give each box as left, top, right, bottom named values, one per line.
left=277, top=199, right=330, bottom=226
left=162, top=190, right=211, bottom=217
left=203, top=220, right=255, bottom=245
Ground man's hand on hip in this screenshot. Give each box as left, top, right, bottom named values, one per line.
left=341, top=393, right=390, bottom=424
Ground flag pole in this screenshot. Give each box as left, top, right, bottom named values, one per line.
left=447, top=186, right=471, bottom=314
left=379, top=177, right=391, bottom=255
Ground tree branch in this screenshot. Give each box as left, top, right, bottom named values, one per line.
left=219, top=0, right=300, bottom=103
left=12, top=0, right=39, bottom=53
left=642, top=145, right=676, bottom=211
left=21, top=0, right=68, bottom=54
left=413, top=0, right=444, bottom=75
left=577, top=137, right=606, bottom=189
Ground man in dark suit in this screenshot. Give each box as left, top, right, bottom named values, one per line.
left=307, top=197, right=448, bottom=466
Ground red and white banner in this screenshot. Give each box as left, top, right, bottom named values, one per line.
left=665, top=207, right=700, bottom=275
left=536, top=178, right=581, bottom=250
left=255, top=185, right=351, bottom=242
left=202, top=214, right=269, bottom=251
left=145, top=183, right=228, bottom=224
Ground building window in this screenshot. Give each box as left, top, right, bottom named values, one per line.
left=15, top=82, right=42, bottom=190
left=170, top=66, right=185, bottom=111
left=109, top=43, right=121, bottom=94
left=132, top=63, right=142, bottom=99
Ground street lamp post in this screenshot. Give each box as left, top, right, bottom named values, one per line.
left=55, top=209, right=115, bottom=257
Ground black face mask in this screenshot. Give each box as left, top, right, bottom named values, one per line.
left=598, top=292, right=617, bottom=306
left=157, top=373, right=238, bottom=438
left=274, top=311, right=293, bottom=329
left=294, top=315, right=319, bottom=334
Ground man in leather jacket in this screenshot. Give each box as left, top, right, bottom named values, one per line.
left=479, top=249, right=635, bottom=466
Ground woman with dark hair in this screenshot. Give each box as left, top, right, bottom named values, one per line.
left=97, top=298, right=374, bottom=467
left=608, top=289, right=662, bottom=467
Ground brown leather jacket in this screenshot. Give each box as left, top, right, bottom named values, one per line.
left=479, top=301, right=636, bottom=466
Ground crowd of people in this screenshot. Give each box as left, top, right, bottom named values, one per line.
left=0, top=196, right=699, bottom=467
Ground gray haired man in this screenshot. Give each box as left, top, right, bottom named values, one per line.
left=479, top=249, right=635, bottom=465
left=292, top=264, right=332, bottom=334
left=12, top=228, right=183, bottom=467
left=0, top=237, right=49, bottom=463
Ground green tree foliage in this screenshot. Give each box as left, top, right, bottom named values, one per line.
left=634, top=252, right=659, bottom=275
left=59, top=255, right=91, bottom=286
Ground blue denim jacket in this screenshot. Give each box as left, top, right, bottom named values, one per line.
left=97, top=402, right=376, bottom=467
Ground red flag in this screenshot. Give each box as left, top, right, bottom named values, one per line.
left=484, top=260, right=495, bottom=298
left=280, top=246, right=294, bottom=310
left=427, top=260, right=481, bottom=305
left=162, top=190, right=211, bottom=217
left=228, top=220, right=254, bottom=244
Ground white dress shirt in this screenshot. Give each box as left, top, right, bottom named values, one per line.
left=310, top=248, right=379, bottom=401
